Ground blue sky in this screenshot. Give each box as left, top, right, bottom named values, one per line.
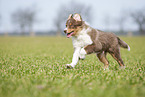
left=0, top=0, right=145, bottom=32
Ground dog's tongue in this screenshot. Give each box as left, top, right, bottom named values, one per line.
left=67, top=32, right=74, bottom=38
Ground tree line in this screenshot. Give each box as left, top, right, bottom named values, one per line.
left=0, top=1, right=145, bottom=36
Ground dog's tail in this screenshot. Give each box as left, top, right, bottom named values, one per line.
left=117, top=37, right=130, bottom=51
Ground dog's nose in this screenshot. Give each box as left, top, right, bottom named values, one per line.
left=64, top=28, right=67, bottom=33
left=64, top=30, right=67, bottom=33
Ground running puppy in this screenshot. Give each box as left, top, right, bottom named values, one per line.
left=64, top=13, right=130, bottom=69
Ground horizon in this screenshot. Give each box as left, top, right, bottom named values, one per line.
left=0, top=0, right=145, bottom=33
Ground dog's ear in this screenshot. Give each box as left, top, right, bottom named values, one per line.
left=73, top=13, right=82, bottom=21
left=67, top=14, right=73, bottom=20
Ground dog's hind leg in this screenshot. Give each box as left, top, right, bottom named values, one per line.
left=97, top=51, right=109, bottom=70
left=109, top=48, right=125, bottom=68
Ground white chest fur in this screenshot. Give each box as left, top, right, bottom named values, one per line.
left=72, top=28, right=93, bottom=48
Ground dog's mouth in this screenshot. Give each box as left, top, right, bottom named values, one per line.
left=67, top=31, right=74, bottom=38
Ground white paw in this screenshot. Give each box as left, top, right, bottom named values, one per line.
left=79, top=48, right=86, bottom=60
left=79, top=55, right=85, bottom=60
left=66, top=64, right=75, bottom=69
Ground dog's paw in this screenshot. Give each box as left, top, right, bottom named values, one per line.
left=66, top=64, right=73, bottom=69
left=119, top=66, right=126, bottom=69
left=79, top=55, right=85, bottom=60
left=104, top=65, right=109, bottom=70
left=79, top=57, right=85, bottom=60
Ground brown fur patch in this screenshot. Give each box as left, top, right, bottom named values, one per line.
left=78, top=23, right=128, bottom=67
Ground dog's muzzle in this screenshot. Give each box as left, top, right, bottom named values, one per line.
left=67, top=31, right=74, bottom=38
left=64, top=28, right=67, bottom=33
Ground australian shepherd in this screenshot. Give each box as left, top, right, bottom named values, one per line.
left=64, top=13, right=130, bottom=69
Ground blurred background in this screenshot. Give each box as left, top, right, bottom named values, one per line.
left=0, top=0, right=145, bottom=36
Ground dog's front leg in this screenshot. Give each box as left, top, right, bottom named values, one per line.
left=66, top=47, right=81, bottom=68
left=79, top=47, right=87, bottom=60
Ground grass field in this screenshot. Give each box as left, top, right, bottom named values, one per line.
left=0, top=36, right=145, bottom=97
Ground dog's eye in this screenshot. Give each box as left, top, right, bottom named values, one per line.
left=66, top=25, right=67, bottom=27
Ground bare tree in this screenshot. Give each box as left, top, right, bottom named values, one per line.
left=54, top=0, right=92, bottom=36
left=12, top=9, right=27, bottom=35
left=116, top=11, right=127, bottom=33
left=130, top=8, right=145, bottom=35
left=0, top=10, right=1, bottom=26
left=0, top=14, right=1, bottom=24
left=103, top=15, right=111, bottom=32
left=11, top=8, right=37, bottom=36
left=117, top=16, right=126, bottom=33
left=26, top=9, right=37, bottom=36
left=0, top=2, right=1, bottom=24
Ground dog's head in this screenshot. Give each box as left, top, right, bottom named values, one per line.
left=64, top=13, right=83, bottom=38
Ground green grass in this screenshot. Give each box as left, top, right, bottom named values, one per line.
left=0, top=36, right=145, bottom=97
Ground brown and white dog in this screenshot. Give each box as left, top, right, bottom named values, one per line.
left=64, top=13, right=130, bottom=69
